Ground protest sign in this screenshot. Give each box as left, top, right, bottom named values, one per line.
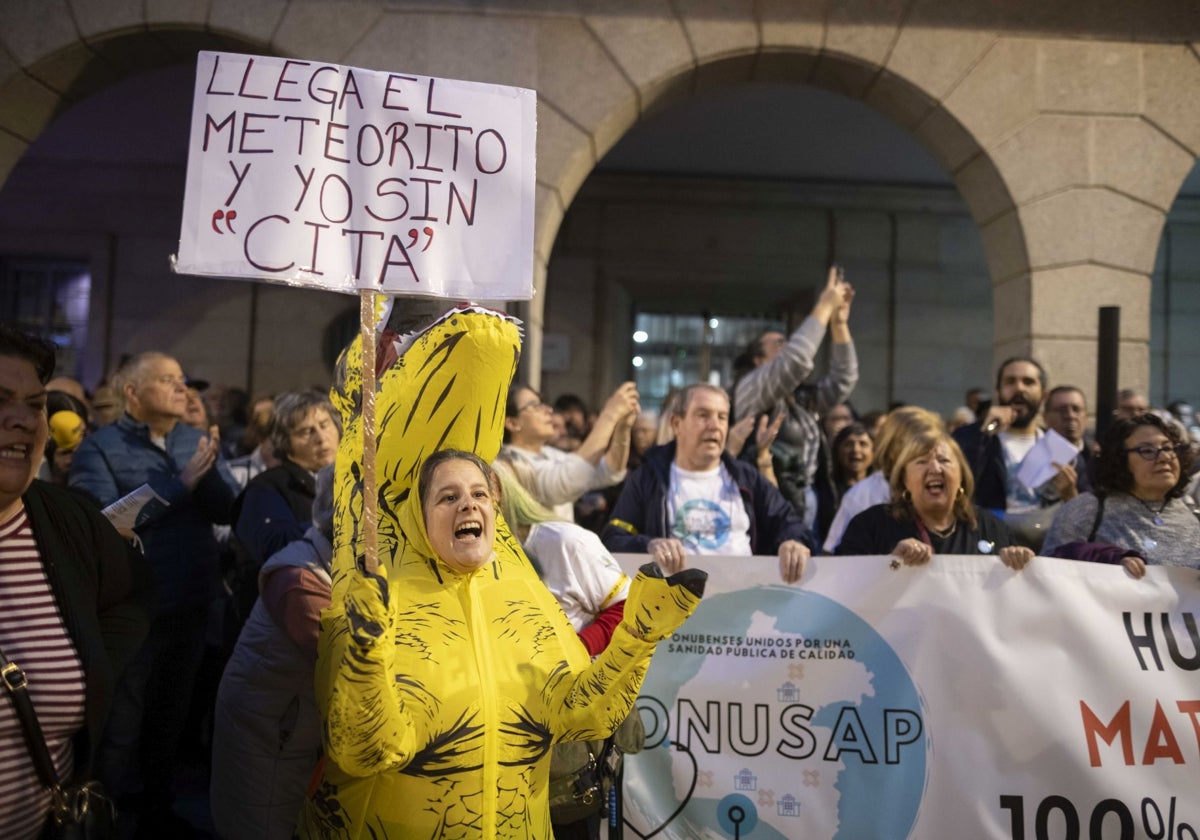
left=614, top=554, right=1200, bottom=839
left=175, top=51, right=536, bottom=300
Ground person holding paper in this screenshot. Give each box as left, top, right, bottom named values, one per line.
left=69, top=350, right=239, bottom=836
left=1043, top=412, right=1200, bottom=572
left=0, top=325, right=151, bottom=840
left=837, top=427, right=1033, bottom=570
left=1041, top=385, right=1095, bottom=501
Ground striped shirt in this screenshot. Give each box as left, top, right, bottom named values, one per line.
left=0, top=505, right=86, bottom=840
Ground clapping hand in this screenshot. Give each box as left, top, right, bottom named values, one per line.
left=180, top=434, right=219, bottom=490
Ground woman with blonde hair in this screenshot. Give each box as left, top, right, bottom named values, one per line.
left=837, top=427, right=1033, bottom=569
left=822, top=406, right=943, bottom=552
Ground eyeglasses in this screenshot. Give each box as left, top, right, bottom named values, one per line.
left=517, top=398, right=547, bottom=413
left=1125, top=443, right=1188, bottom=462
left=152, top=375, right=186, bottom=389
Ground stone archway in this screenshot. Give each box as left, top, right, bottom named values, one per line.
left=1, top=3, right=1197, bottom=398
left=514, top=12, right=1199, bottom=399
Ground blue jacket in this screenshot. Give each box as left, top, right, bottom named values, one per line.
left=69, top=413, right=239, bottom=615
left=233, top=459, right=315, bottom=571
left=601, top=442, right=813, bottom=555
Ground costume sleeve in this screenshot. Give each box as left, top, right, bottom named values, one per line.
left=733, top=316, right=826, bottom=422
left=319, top=570, right=422, bottom=777
left=262, top=567, right=331, bottom=661
left=812, top=335, right=859, bottom=416
left=1042, top=493, right=1100, bottom=556
left=547, top=565, right=703, bottom=740
left=235, top=484, right=304, bottom=566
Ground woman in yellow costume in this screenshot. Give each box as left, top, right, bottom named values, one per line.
left=296, top=304, right=705, bottom=840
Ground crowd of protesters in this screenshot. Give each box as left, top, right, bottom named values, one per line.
left=1, top=270, right=1199, bottom=838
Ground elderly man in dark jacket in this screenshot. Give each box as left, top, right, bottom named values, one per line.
left=70, top=351, right=238, bottom=837
left=602, top=383, right=813, bottom=584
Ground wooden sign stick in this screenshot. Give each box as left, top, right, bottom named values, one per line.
left=359, top=288, right=379, bottom=574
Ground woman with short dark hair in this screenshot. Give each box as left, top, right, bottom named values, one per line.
left=231, top=390, right=341, bottom=619
left=1043, top=413, right=1199, bottom=574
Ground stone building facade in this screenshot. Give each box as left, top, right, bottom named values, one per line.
left=0, top=1, right=1196, bottom=413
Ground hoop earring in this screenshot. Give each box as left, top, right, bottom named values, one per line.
left=956, top=486, right=966, bottom=498
left=901, top=489, right=912, bottom=503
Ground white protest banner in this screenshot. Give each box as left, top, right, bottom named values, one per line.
left=614, top=554, right=1200, bottom=839
left=175, top=51, right=536, bottom=299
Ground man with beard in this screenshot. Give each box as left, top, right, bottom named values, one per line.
left=602, top=383, right=812, bottom=584
left=952, top=357, right=1052, bottom=547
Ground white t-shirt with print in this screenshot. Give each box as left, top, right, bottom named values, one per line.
left=1000, top=429, right=1042, bottom=515
left=524, top=521, right=630, bottom=631
left=668, top=463, right=752, bottom=555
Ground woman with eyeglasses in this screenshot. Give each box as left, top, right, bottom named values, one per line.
left=1043, top=413, right=1200, bottom=573
left=500, top=382, right=639, bottom=522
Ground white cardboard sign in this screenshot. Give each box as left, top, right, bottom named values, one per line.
left=175, top=51, right=536, bottom=300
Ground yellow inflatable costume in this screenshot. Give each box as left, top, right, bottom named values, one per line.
left=297, top=304, right=704, bottom=839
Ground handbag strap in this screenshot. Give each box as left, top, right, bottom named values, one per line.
left=1086, top=494, right=1107, bottom=542
left=0, top=645, right=62, bottom=791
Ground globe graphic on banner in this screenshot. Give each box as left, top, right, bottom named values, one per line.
left=624, top=586, right=927, bottom=839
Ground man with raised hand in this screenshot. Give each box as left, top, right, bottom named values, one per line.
left=733, top=265, right=858, bottom=530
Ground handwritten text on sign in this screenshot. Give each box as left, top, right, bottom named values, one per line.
left=176, top=52, right=536, bottom=299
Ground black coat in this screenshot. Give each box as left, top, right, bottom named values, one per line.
left=20, top=480, right=154, bottom=779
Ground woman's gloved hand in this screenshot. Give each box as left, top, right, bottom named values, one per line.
left=621, top=562, right=707, bottom=642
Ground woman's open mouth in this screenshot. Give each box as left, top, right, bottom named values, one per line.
left=0, top=443, right=31, bottom=461
left=454, top=521, right=484, bottom=541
